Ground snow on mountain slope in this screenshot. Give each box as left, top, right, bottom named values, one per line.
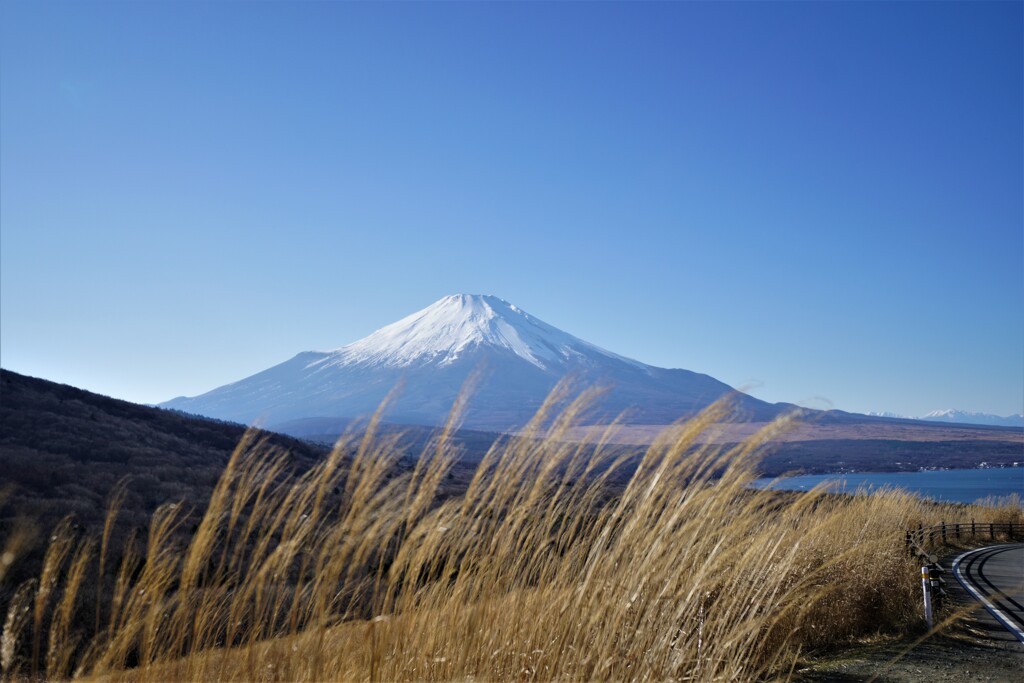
left=320, top=294, right=642, bottom=371
left=867, top=409, right=1023, bottom=428
left=161, top=294, right=781, bottom=431
left=919, top=410, right=1024, bottom=428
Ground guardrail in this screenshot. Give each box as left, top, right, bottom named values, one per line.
left=905, top=521, right=1024, bottom=628
left=905, top=521, right=1024, bottom=562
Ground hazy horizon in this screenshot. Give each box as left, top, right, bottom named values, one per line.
left=2, top=1, right=1021, bottom=417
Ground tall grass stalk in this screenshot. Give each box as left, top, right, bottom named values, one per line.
left=2, top=387, right=1021, bottom=682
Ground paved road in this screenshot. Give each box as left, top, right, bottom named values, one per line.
left=952, top=543, right=1024, bottom=645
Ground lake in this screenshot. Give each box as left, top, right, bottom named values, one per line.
left=752, top=467, right=1024, bottom=505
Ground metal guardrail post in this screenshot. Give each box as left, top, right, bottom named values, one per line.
left=921, top=565, right=933, bottom=629
left=929, top=563, right=946, bottom=610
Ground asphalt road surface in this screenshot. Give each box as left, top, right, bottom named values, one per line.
left=953, top=543, right=1024, bottom=645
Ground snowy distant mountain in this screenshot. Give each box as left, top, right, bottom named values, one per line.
left=868, top=409, right=1023, bottom=428
left=918, top=410, right=1024, bottom=428
left=161, top=294, right=783, bottom=431
left=866, top=411, right=909, bottom=419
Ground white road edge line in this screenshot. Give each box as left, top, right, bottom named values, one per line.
left=951, top=544, right=1024, bottom=644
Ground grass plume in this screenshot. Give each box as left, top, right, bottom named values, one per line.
left=1, top=386, right=1021, bottom=681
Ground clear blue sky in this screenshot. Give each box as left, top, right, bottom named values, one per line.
left=2, top=1, right=1021, bottom=417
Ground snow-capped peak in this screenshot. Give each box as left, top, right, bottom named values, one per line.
left=870, top=408, right=1024, bottom=427
left=320, top=294, right=638, bottom=371
left=919, top=409, right=1024, bottom=427
left=922, top=409, right=966, bottom=419
left=867, top=411, right=909, bottom=419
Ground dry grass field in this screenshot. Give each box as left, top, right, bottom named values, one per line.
left=2, top=387, right=1021, bottom=682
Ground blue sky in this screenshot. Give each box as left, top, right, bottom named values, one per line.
left=1, top=1, right=1021, bottom=417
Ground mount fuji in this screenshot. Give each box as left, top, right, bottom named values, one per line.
left=161, top=294, right=785, bottom=431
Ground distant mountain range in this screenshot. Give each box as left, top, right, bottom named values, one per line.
left=162, top=294, right=786, bottom=431
left=868, top=410, right=1024, bottom=428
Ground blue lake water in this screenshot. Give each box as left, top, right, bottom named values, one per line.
left=752, top=467, right=1024, bottom=505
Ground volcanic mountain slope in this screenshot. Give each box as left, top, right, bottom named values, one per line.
left=162, top=294, right=786, bottom=431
